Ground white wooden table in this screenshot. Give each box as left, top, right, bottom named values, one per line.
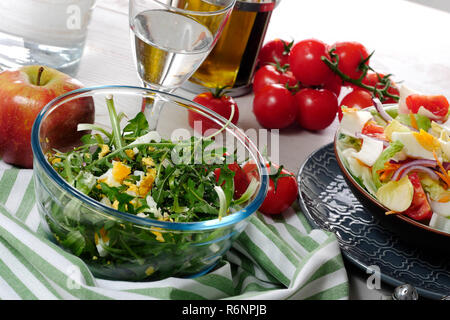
left=77, top=0, right=450, bottom=300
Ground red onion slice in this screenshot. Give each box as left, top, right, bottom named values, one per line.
left=445, top=162, right=450, bottom=171
left=372, top=98, right=419, bottom=132
left=391, top=159, right=438, bottom=181
left=398, top=165, right=440, bottom=181
left=372, top=98, right=394, bottom=123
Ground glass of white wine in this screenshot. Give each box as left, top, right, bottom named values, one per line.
left=129, top=0, right=236, bottom=128
left=129, top=0, right=236, bottom=89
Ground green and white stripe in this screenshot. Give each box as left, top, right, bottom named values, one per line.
left=0, top=167, right=348, bottom=300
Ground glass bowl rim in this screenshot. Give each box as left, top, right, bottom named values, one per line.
left=31, top=85, right=268, bottom=231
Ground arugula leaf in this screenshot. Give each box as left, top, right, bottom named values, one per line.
left=123, top=112, right=149, bottom=139
left=61, top=230, right=86, bottom=256
left=44, top=94, right=259, bottom=280
left=75, top=172, right=96, bottom=195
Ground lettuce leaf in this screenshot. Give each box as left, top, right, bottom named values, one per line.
left=372, top=140, right=404, bottom=189
left=395, top=113, right=431, bottom=132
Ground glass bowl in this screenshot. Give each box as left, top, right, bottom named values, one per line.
left=31, top=85, right=268, bottom=281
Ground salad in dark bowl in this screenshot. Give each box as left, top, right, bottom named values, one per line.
left=334, top=85, right=450, bottom=251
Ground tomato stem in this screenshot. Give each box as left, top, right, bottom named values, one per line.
left=282, top=39, right=294, bottom=56
left=321, top=49, right=399, bottom=102
left=269, top=58, right=290, bottom=73
left=211, top=85, right=230, bottom=99
left=268, top=162, right=293, bottom=190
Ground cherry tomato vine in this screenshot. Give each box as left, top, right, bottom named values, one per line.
left=321, top=48, right=400, bottom=103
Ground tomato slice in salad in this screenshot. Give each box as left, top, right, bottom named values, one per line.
left=405, top=94, right=449, bottom=121
left=361, top=120, right=387, bottom=141
left=402, top=172, right=432, bottom=222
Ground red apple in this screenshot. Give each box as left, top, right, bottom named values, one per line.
left=0, top=65, right=95, bottom=168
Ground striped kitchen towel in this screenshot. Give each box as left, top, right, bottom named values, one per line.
left=0, top=165, right=348, bottom=300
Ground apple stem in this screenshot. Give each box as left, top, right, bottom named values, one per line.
left=36, top=67, right=44, bottom=86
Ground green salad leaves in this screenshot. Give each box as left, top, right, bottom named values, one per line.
left=42, top=95, right=258, bottom=281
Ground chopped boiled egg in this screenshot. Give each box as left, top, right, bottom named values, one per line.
left=98, top=168, right=120, bottom=187
left=430, top=122, right=450, bottom=161
left=125, top=182, right=139, bottom=196
left=139, top=168, right=156, bottom=196
left=353, top=136, right=385, bottom=167
left=137, top=212, right=149, bottom=218
left=384, top=119, right=411, bottom=141
left=341, top=148, right=377, bottom=196
left=151, top=228, right=165, bottom=242
left=440, top=140, right=450, bottom=162
left=145, top=266, right=155, bottom=276
left=413, top=129, right=441, bottom=151
left=98, top=161, right=131, bottom=187
left=124, top=149, right=135, bottom=159
left=95, top=227, right=110, bottom=257
left=429, top=213, right=450, bottom=233
left=391, top=130, right=440, bottom=160
left=398, top=85, right=418, bottom=115
left=145, top=195, right=162, bottom=218
left=98, top=144, right=110, bottom=159
left=112, top=161, right=131, bottom=183
left=112, top=200, right=119, bottom=210
left=429, top=200, right=450, bottom=218
left=142, top=157, right=156, bottom=167
left=133, top=170, right=145, bottom=186
left=340, top=109, right=373, bottom=138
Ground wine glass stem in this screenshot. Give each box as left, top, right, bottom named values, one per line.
left=141, top=81, right=176, bottom=130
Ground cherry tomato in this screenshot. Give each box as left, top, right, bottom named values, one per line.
left=288, top=39, right=334, bottom=86
left=243, top=162, right=298, bottom=215
left=188, top=88, right=239, bottom=135
left=405, top=94, right=449, bottom=121
left=341, top=89, right=373, bottom=109
left=253, top=64, right=297, bottom=94
left=294, top=88, right=338, bottom=131
left=361, top=120, right=387, bottom=141
left=257, top=38, right=293, bottom=67
left=214, top=163, right=250, bottom=199
left=331, top=41, right=370, bottom=80
left=360, top=72, right=399, bottom=104
left=338, top=89, right=373, bottom=121
left=403, top=173, right=432, bottom=222
left=253, top=84, right=297, bottom=129
left=323, top=74, right=343, bottom=98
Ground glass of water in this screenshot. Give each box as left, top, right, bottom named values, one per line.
left=129, top=0, right=236, bottom=93
left=0, top=0, right=96, bottom=76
